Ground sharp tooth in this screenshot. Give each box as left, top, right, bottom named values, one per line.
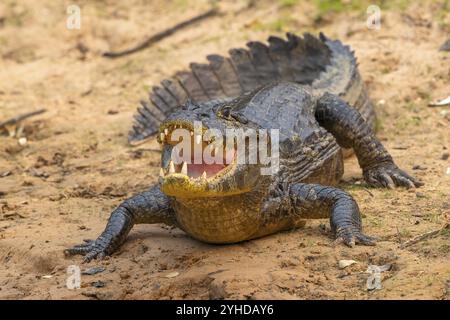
left=181, top=162, right=187, bottom=175
left=159, top=168, right=165, bottom=177
left=190, top=131, right=194, bottom=136
left=160, top=132, right=165, bottom=141
left=169, top=161, right=175, bottom=174
left=196, top=135, right=201, bottom=144
left=201, top=171, right=207, bottom=180
left=164, top=128, right=168, bottom=135
left=214, top=146, right=219, bottom=155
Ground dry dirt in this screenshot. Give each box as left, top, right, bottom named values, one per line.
left=0, top=0, right=449, bottom=300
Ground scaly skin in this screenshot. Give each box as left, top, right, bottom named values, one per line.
left=65, top=186, right=174, bottom=262
left=316, top=93, right=423, bottom=189
left=65, top=33, right=422, bottom=262
left=66, top=87, right=420, bottom=262
left=288, top=183, right=374, bottom=246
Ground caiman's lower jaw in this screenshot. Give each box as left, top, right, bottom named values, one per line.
left=157, top=121, right=242, bottom=198
left=159, top=161, right=238, bottom=198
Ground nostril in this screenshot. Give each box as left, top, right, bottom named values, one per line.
left=200, top=113, right=210, bottom=118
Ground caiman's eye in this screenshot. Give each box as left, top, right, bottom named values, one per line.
left=218, top=106, right=231, bottom=118
left=217, top=106, right=248, bottom=124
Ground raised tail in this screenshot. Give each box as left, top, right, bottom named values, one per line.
left=129, top=32, right=375, bottom=145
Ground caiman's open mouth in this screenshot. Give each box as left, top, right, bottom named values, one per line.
left=157, top=121, right=241, bottom=197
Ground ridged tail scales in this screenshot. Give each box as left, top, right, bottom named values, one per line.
left=128, top=32, right=375, bottom=145
left=311, top=35, right=376, bottom=132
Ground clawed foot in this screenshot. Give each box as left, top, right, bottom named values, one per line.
left=334, top=227, right=377, bottom=248
left=364, top=162, right=423, bottom=189
left=65, top=238, right=111, bottom=263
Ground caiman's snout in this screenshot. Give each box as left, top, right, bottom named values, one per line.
left=157, top=120, right=248, bottom=198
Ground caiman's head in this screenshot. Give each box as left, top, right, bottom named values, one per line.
left=157, top=99, right=273, bottom=198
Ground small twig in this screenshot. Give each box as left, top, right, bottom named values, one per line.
left=0, top=109, right=47, bottom=129
left=363, top=188, right=374, bottom=197
left=396, top=226, right=403, bottom=245
left=400, top=222, right=449, bottom=249
left=392, top=146, right=409, bottom=150
left=103, top=8, right=219, bottom=58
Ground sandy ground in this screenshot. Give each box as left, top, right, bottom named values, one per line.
left=0, top=0, right=449, bottom=300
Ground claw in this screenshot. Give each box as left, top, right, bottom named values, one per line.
left=65, top=238, right=109, bottom=262
left=334, top=229, right=376, bottom=248
left=392, top=173, right=415, bottom=189
left=355, top=233, right=377, bottom=246
left=84, top=250, right=101, bottom=263
left=380, top=172, right=395, bottom=189
left=344, top=237, right=356, bottom=248
left=364, top=162, right=423, bottom=189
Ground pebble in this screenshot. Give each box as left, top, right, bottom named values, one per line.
left=0, top=171, right=11, bottom=177
left=416, top=192, right=426, bottom=198
left=440, top=39, right=450, bottom=51
left=119, top=272, right=130, bottom=280
left=18, top=137, right=27, bottom=146
left=165, top=271, right=179, bottom=278
left=82, top=267, right=105, bottom=276
left=338, top=260, right=357, bottom=269
left=91, top=281, right=106, bottom=288
left=209, top=280, right=227, bottom=300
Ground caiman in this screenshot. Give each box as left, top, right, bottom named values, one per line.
left=66, top=33, right=422, bottom=262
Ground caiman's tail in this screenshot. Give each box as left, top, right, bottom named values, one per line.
left=129, top=32, right=375, bottom=145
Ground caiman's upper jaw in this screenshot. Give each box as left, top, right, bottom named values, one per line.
left=157, top=120, right=241, bottom=198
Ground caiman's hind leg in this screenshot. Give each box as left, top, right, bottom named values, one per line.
left=65, top=185, right=175, bottom=262
left=288, top=183, right=376, bottom=247
left=315, top=93, right=423, bottom=189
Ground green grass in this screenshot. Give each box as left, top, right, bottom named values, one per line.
left=380, top=0, right=412, bottom=11
left=440, top=227, right=450, bottom=237
left=374, top=117, right=384, bottom=132
left=172, top=0, right=190, bottom=11
left=341, top=183, right=368, bottom=192
left=381, top=66, right=392, bottom=74
left=278, top=0, right=300, bottom=8
left=382, top=189, right=394, bottom=199
left=436, top=0, right=450, bottom=30
left=416, top=90, right=432, bottom=103
left=250, top=15, right=297, bottom=32
left=314, top=0, right=366, bottom=14
left=313, top=0, right=417, bottom=22
left=404, top=102, right=420, bottom=113
left=395, top=116, right=422, bottom=130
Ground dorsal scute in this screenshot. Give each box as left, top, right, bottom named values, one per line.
left=128, top=33, right=362, bottom=145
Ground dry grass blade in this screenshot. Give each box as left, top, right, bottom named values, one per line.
left=400, top=221, right=450, bottom=249
left=0, top=109, right=47, bottom=129
left=103, top=9, right=219, bottom=58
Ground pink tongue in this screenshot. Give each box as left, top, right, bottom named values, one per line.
left=187, top=163, right=226, bottom=178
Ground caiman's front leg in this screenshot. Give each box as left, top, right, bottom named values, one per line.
left=65, top=185, right=175, bottom=262
left=289, top=183, right=376, bottom=247
left=316, top=92, right=423, bottom=189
